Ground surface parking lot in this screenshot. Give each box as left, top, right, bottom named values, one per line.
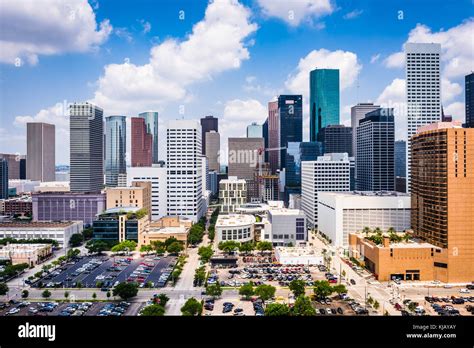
left=34, top=255, right=177, bottom=289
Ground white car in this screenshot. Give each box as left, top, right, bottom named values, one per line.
left=444, top=284, right=453, bottom=289
left=7, top=308, right=20, bottom=315
left=460, top=288, right=470, bottom=293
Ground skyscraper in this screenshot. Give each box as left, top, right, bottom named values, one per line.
left=351, top=103, right=380, bottom=161
left=200, top=115, right=218, bottom=155
left=105, top=116, right=127, bottom=187
left=138, top=112, right=159, bottom=163
left=356, top=108, right=395, bottom=191
left=466, top=72, right=474, bottom=128
left=0, top=154, right=21, bottom=180
left=267, top=101, right=279, bottom=173
left=310, top=69, right=340, bottom=142
left=278, top=95, right=303, bottom=169
left=205, top=130, right=220, bottom=172
left=395, top=140, right=407, bottom=192
left=26, top=123, right=55, bottom=182
left=318, top=125, right=353, bottom=156
left=262, top=118, right=269, bottom=163
left=406, top=43, right=441, bottom=190
left=131, top=117, right=152, bottom=167
left=411, top=121, right=474, bottom=283
left=0, top=159, right=8, bottom=199
left=247, top=122, right=263, bottom=138
left=69, top=102, right=104, bottom=193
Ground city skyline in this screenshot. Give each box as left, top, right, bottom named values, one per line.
left=0, top=0, right=472, bottom=165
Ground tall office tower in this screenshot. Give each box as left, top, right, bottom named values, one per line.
left=19, top=157, right=26, bottom=179
left=356, top=108, right=395, bottom=191
left=310, top=69, right=340, bottom=142
left=406, top=43, right=441, bottom=190
left=278, top=95, right=303, bottom=169
left=0, top=159, right=8, bottom=199
left=395, top=140, right=407, bottom=192
left=247, top=122, right=263, bottom=138
left=228, top=137, right=264, bottom=201
left=262, top=118, right=269, bottom=163
left=318, top=125, right=353, bottom=156
left=138, top=112, right=159, bottom=163
left=105, top=116, right=127, bottom=187
left=268, top=101, right=279, bottom=173
left=285, top=142, right=321, bottom=202
left=466, top=72, right=474, bottom=128
left=131, top=117, right=152, bottom=167
left=26, top=123, right=55, bottom=182
left=411, top=121, right=474, bottom=283
left=301, top=153, right=350, bottom=228
left=166, top=120, right=203, bottom=222
left=69, top=102, right=104, bottom=193
left=200, top=115, right=218, bottom=155
left=205, top=130, right=220, bottom=172
left=0, top=154, right=20, bottom=180
left=254, top=162, right=280, bottom=202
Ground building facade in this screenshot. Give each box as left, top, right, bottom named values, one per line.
left=138, top=112, right=159, bottom=164
left=205, top=130, right=220, bottom=172
left=131, top=117, right=153, bottom=167
left=268, top=101, right=279, bottom=173
left=350, top=103, right=380, bottom=163
left=0, top=159, right=7, bottom=200
left=263, top=208, right=306, bottom=246
left=247, top=122, right=263, bottom=138
left=215, top=214, right=255, bottom=243
left=466, top=72, right=474, bottom=128
left=0, top=154, right=21, bottom=180
left=200, top=115, right=218, bottom=155
left=93, top=207, right=149, bottom=243
left=318, top=125, right=353, bottom=157
left=105, top=181, right=151, bottom=220
left=219, top=177, right=247, bottom=213
left=105, top=116, right=127, bottom=187
left=26, top=123, right=55, bottom=182
left=278, top=95, right=303, bottom=170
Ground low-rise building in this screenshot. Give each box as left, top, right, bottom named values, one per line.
left=275, top=246, right=323, bottom=265
left=2, top=196, right=32, bottom=217
left=0, top=221, right=83, bottom=247
left=92, top=207, right=149, bottom=243
left=215, top=214, right=255, bottom=243
left=34, top=181, right=70, bottom=192
left=0, top=243, right=52, bottom=266
left=219, top=177, right=247, bottom=213
left=262, top=208, right=306, bottom=247
left=105, top=182, right=151, bottom=220
left=138, top=216, right=192, bottom=247
left=8, top=180, right=40, bottom=194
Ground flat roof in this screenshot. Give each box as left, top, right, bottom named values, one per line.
left=148, top=226, right=187, bottom=234
left=0, top=221, right=81, bottom=228
left=268, top=208, right=304, bottom=216
left=216, top=214, right=255, bottom=227
left=322, top=191, right=410, bottom=198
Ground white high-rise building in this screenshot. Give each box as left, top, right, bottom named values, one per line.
left=406, top=43, right=441, bottom=191
left=166, top=120, right=203, bottom=222
left=301, top=153, right=350, bottom=229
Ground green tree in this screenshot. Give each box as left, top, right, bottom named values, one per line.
left=155, top=293, right=169, bottom=307
left=206, top=283, right=222, bottom=299
left=218, top=241, right=240, bottom=254
left=289, top=279, right=306, bottom=298
left=112, top=282, right=139, bottom=300
left=92, top=292, right=97, bottom=300
left=256, top=241, right=273, bottom=252
left=265, top=303, right=290, bottom=316
left=239, top=241, right=255, bottom=254
left=69, top=233, right=84, bottom=247
left=85, top=240, right=109, bottom=255
left=141, top=304, right=165, bottom=316
left=64, top=291, right=70, bottom=300
left=198, top=246, right=214, bottom=263
left=76, top=281, right=83, bottom=289
left=332, top=284, right=347, bottom=295
left=42, top=289, right=51, bottom=299
left=313, top=280, right=333, bottom=299
left=140, top=245, right=153, bottom=254
left=373, top=300, right=380, bottom=311
left=239, top=282, right=255, bottom=300
left=0, top=283, right=9, bottom=295
left=181, top=297, right=202, bottom=316
left=194, top=267, right=206, bottom=286
left=106, top=291, right=111, bottom=299
left=292, top=295, right=317, bottom=316
left=111, top=240, right=137, bottom=253
left=167, top=241, right=184, bottom=254
left=21, top=289, right=29, bottom=299
left=254, top=284, right=276, bottom=303
left=66, top=248, right=81, bottom=259
left=362, top=226, right=371, bottom=236
left=82, top=227, right=93, bottom=240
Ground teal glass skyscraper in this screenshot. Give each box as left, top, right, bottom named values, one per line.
left=309, top=69, right=340, bottom=142
left=139, top=111, right=159, bottom=163
left=105, top=116, right=127, bottom=187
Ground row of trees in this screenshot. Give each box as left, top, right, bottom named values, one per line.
left=188, top=217, right=207, bottom=245
left=217, top=241, right=272, bottom=254
left=207, top=208, right=219, bottom=241
left=363, top=227, right=410, bottom=245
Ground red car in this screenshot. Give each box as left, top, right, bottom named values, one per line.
left=394, top=303, right=402, bottom=311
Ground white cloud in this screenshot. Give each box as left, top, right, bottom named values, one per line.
left=243, top=75, right=279, bottom=97
left=91, top=0, right=258, bottom=115
left=370, top=54, right=380, bottom=64
left=0, top=0, right=112, bottom=65
left=383, top=52, right=404, bottom=68
left=343, top=9, right=363, bottom=20
left=442, top=78, right=462, bottom=104
left=114, top=27, right=133, bottom=43
left=139, top=19, right=151, bottom=34
left=257, top=0, right=334, bottom=26
left=444, top=102, right=465, bottom=121
left=375, top=78, right=407, bottom=140
left=384, top=19, right=474, bottom=78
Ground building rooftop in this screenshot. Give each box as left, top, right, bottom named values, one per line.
left=216, top=214, right=255, bottom=227
left=268, top=208, right=304, bottom=216
left=0, top=243, right=51, bottom=252
left=103, top=207, right=141, bottom=214
left=275, top=246, right=322, bottom=257
left=0, top=221, right=81, bottom=228
left=220, top=177, right=246, bottom=184
left=148, top=226, right=187, bottom=235
left=416, top=121, right=463, bottom=133
left=324, top=191, right=410, bottom=198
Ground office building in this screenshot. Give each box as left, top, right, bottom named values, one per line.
left=254, top=162, right=280, bottom=202
left=34, top=181, right=69, bottom=193
left=301, top=153, right=350, bottom=229
left=209, top=171, right=218, bottom=196
left=247, top=122, right=263, bottom=138
left=166, top=120, right=203, bottom=222
left=69, top=102, right=104, bottom=193
left=411, top=121, right=474, bottom=283
left=140, top=216, right=191, bottom=248
left=268, top=101, right=279, bottom=173
left=262, top=208, right=306, bottom=246
left=127, top=166, right=167, bottom=221
left=466, top=72, right=474, bottom=128
left=351, top=103, right=380, bottom=162
left=0, top=244, right=52, bottom=267
left=310, top=69, right=340, bottom=142
left=219, top=177, right=247, bottom=213
left=93, top=207, right=149, bottom=243
left=131, top=117, right=153, bottom=167
left=318, top=191, right=411, bottom=248
left=318, top=125, right=352, bottom=156
left=395, top=140, right=407, bottom=192
left=200, top=115, right=218, bottom=155
left=262, top=118, right=269, bottom=163
left=105, top=116, right=127, bottom=187
left=356, top=108, right=395, bottom=191
left=105, top=181, right=151, bottom=220
left=2, top=196, right=32, bottom=217
left=19, top=157, right=26, bottom=179
left=138, top=112, right=159, bottom=163
left=7, top=180, right=39, bottom=195
left=215, top=214, right=255, bottom=243
left=205, top=130, right=220, bottom=172
left=26, top=123, right=55, bottom=182
left=0, top=159, right=7, bottom=200
left=32, top=192, right=106, bottom=227
left=0, top=154, right=22, bottom=180
left=278, top=95, right=303, bottom=169
left=406, top=43, right=442, bottom=189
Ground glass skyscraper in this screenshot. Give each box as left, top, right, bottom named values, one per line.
left=139, top=112, right=159, bottom=163
left=278, top=95, right=303, bottom=170
left=310, top=69, right=340, bottom=142
left=466, top=72, right=474, bottom=128
left=105, top=116, right=127, bottom=187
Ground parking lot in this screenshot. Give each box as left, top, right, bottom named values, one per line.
left=33, top=255, right=177, bottom=289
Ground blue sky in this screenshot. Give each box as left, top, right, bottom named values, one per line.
left=0, top=0, right=472, bottom=164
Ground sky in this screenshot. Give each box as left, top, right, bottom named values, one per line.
left=0, top=0, right=472, bottom=165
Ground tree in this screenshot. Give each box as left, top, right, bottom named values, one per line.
left=64, top=291, right=69, bottom=300
left=82, top=227, right=93, bottom=240
left=289, top=279, right=306, bottom=298
left=313, top=280, right=333, bottom=299
left=239, top=242, right=255, bottom=254
left=198, top=246, right=214, bottom=263
left=254, top=284, right=276, bottom=303
left=113, top=282, right=139, bottom=300
left=218, top=241, right=240, bottom=254
left=106, top=291, right=111, bottom=299
left=374, top=227, right=382, bottom=236
left=141, top=304, right=165, bottom=316
left=76, top=281, right=83, bottom=289
left=292, top=295, right=316, bottom=316
left=140, top=245, right=153, bottom=254
left=92, top=292, right=97, bottom=300
left=164, top=237, right=179, bottom=249
left=66, top=248, right=80, bottom=259
left=373, top=300, right=380, bottom=311
left=181, top=297, right=202, bottom=316
left=194, top=267, right=206, bottom=286
left=239, top=282, right=255, bottom=300
left=111, top=240, right=137, bottom=254
left=0, top=282, right=8, bottom=295
left=21, top=289, right=29, bottom=299
left=265, top=303, right=290, bottom=316
left=86, top=240, right=109, bottom=255
left=167, top=241, right=184, bottom=254
left=206, top=283, right=222, bottom=299
left=256, top=241, right=273, bottom=252
left=332, top=284, right=347, bottom=295
left=154, top=293, right=169, bottom=307
left=69, top=233, right=84, bottom=247
left=362, top=227, right=371, bottom=236
left=42, top=289, right=51, bottom=299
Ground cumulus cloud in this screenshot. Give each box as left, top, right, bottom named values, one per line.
left=442, top=78, right=462, bottom=104
left=91, top=0, right=258, bottom=115
left=375, top=78, right=407, bottom=140
left=383, top=52, right=404, bottom=68
left=444, top=102, right=465, bottom=121
left=0, top=0, right=112, bottom=65
left=257, top=0, right=334, bottom=26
